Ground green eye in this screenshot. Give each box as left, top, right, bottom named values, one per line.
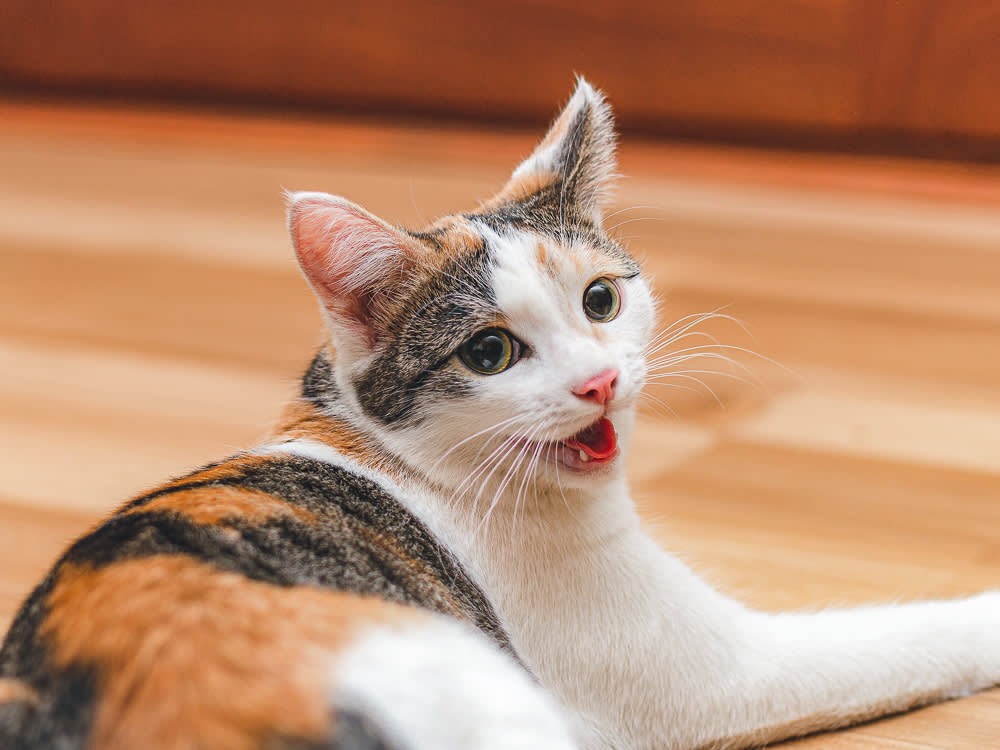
left=459, top=328, right=520, bottom=375
left=583, top=277, right=621, bottom=322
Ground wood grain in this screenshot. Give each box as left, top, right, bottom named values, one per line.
left=1, top=1, right=998, bottom=157
left=0, top=0, right=864, bottom=127
left=862, top=0, right=1000, bottom=141
left=0, top=99, right=998, bottom=747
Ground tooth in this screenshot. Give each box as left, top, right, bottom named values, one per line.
left=579, top=449, right=589, bottom=462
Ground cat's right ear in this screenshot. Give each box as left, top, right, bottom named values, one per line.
left=287, top=191, right=422, bottom=349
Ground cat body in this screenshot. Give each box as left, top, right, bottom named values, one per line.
left=0, top=390, right=573, bottom=750
left=2, top=79, right=998, bottom=750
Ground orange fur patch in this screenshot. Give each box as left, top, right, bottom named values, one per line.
left=0, top=678, right=38, bottom=705
left=41, top=557, right=424, bottom=750
left=273, top=400, right=393, bottom=474
left=535, top=240, right=552, bottom=272
left=155, top=453, right=278, bottom=495
left=481, top=170, right=559, bottom=208
left=419, top=216, right=482, bottom=259
left=122, top=485, right=319, bottom=527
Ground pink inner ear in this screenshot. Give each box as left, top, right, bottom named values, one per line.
left=289, top=193, right=414, bottom=340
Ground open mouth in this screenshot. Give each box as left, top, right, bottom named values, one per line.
left=557, top=416, right=619, bottom=472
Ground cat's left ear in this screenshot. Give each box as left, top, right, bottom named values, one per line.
left=490, top=77, right=617, bottom=227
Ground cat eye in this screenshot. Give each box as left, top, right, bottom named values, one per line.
left=459, top=327, right=522, bottom=375
left=583, top=277, right=621, bottom=322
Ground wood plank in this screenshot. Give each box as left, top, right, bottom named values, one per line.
left=735, top=386, right=1000, bottom=475
left=0, top=0, right=864, bottom=130
left=3, top=2, right=1000, bottom=156
left=0, top=337, right=293, bottom=512
left=863, top=1, right=1000, bottom=141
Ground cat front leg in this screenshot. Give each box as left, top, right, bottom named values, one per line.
left=512, top=521, right=999, bottom=750
left=700, top=591, right=1000, bottom=749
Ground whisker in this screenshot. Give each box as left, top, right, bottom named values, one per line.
left=647, top=353, right=763, bottom=387
left=604, top=215, right=669, bottom=234
left=449, top=431, right=523, bottom=511
left=643, top=309, right=742, bottom=353
left=646, top=372, right=725, bottom=407
left=552, top=442, right=579, bottom=522
left=469, top=424, right=539, bottom=524
left=647, top=343, right=793, bottom=379
left=512, top=423, right=552, bottom=538
left=647, top=368, right=757, bottom=389
left=638, top=390, right=680, bottom=419
left=601, top=204, right=664, bottom=223
left=509, top=424, right=548, bottom=541
left=427, top=413, right=528, bottom=476
left=408, top=179, right=428, bottom=226
left=476, top=426, right=541, bottom=537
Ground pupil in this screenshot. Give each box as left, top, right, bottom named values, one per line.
left=586, top=283, right=612, bottom=316
left=474, top=335, right=504, bottom=368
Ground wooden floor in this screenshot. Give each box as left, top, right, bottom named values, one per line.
left=1, top=99, right=999, bottom=748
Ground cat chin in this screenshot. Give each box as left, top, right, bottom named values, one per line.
left=535, top=454, right=623, bottom=491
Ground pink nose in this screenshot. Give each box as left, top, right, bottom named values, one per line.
left=573, top=368, right=619, bottom=406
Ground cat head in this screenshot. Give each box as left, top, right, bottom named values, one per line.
left=287, top=79, right=655, bottom=497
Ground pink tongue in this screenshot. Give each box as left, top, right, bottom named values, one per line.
left=564, top=417, right=617, bottom=459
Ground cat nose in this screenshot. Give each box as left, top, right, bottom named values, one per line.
left=573, top=368, right=619, bottom=406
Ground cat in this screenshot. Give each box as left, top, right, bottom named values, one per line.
left=1, top=78, right=998, bottom=750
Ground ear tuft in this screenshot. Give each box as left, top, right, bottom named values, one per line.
left=287, top=191, right=421, bottom=345
left=492, top=77, right=617, bottom=226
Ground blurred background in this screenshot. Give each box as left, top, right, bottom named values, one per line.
left=2, top=0, right=1000, bottom=158
left=1, top=3, right=1000, bottom=746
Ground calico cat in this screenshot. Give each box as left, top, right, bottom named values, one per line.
left=1, top=78, right=998, bottom=750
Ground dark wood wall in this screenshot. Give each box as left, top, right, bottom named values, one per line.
left=2, top=0, right=999, bottom=159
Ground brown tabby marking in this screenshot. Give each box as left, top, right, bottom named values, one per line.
left=0, top=679, right=37, bottom=705
left=40, top=557, right=423, bottom=750
left=121, top=485, right=320, bottom=527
